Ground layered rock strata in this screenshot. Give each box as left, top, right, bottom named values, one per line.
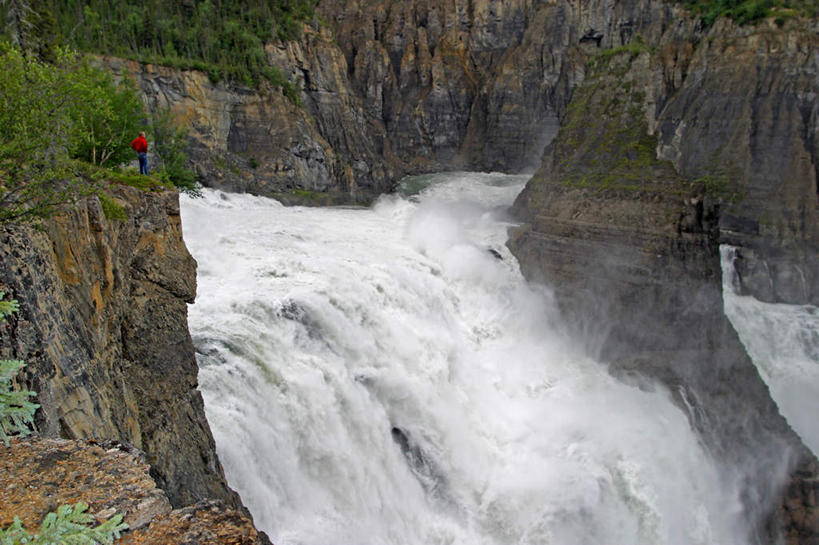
left=0, top=186, right=238, bottom=511
left=104, top=1, right=815, bottom=304
left=107, top=0, right=656, bottom=202
left=508, top=15, right=818, bottom=544
left=106, top=55, right=388, bottom=205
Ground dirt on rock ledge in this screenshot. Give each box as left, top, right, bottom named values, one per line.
left=0, top=437, right=269, bottom=545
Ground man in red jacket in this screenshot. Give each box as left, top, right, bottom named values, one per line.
left=130, top=131, right=149, bottom=175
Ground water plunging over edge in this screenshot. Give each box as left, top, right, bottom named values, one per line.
left=180, top=174, right=759, bottom=545
left=720, top=245, right=819, bottom=456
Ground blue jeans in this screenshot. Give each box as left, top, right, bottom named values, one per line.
left=138, top=152, right=149, bottom=175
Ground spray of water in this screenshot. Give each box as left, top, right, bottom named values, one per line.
left=721, top=246, right=819, bottom=456
left=182, top=173, right=752, bottom=545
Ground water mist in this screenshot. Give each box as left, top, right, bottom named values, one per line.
left=182, top=173, right=757, bottom=545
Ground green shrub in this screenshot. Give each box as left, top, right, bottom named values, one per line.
left=0, top=359, right=38, bottom=446
left=0, top=502, right=127, bottom=545
left=98, top=193, right=127, bottom=222
left=260, top=66, right=302, bottom=105
left=149, top=108, right=200, bottom=195
left=67, top=67, right=145, bottom=167
left=0, top=293, right=37, bottom=446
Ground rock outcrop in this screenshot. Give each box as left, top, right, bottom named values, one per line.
left=0, top=437, right=266, bottom=545
left=106, top=56, right=386, bottom=205
left=651, top=19, right=819, bottom=305
left=0, top=185, right=238, bottom=511
left=508, top=8, right=818, bottom=544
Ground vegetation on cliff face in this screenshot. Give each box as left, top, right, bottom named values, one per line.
left=548, top=47, right=744, bottom=206
left=0, top=293, right=36, bottom=446
left=14, top=0, right=316, bottom=92
left=548, top=51, right=682, bottom=196
left=675, top=0, right=819, bottom=25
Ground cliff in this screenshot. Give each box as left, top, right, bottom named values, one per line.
left=104, top=24, right=400, bottom=206
left=508, top=6, right=818, bottom=544
left=102, top=2, right=815, bottom=305
left=102, top=1, right=598, bottom=202
left=0, top=186, right=239, bottom=511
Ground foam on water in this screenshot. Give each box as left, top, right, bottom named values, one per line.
left=182, top=173, right=751, bottom=545
left=721, top=246, right=819, bottom=456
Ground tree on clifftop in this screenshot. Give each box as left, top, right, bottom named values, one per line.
left=0, top=42, right=144, bottom=222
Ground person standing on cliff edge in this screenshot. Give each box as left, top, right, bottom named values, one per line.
left=131, top=131, right=149, bottom=175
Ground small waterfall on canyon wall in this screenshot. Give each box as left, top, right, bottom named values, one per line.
left=721, top=246, right=819, bottom=456
left=182, top=173, right=758, bottom=545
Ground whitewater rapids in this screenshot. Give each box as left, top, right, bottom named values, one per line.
left=721, top=246, right=819, bottom=457
left=181, top=172, right=751, bottom=545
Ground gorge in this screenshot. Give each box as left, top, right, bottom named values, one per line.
left=181, top=173, right=810, bottom=544
left=1, top=0, right=818, bottom=544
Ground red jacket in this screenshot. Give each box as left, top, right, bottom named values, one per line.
left=131, top=135, right=148, bottom=153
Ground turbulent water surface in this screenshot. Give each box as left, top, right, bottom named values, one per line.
left=721, top=247, right=819, bottom=456
left=182, top=173, right=752, bottom=545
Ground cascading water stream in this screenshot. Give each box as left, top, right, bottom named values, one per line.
left=181, top=173, right=752, bottom=545
left=721, top=246, right=819, bottom=456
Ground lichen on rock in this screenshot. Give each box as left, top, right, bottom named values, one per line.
left=1, top=437, right=267, bottom=545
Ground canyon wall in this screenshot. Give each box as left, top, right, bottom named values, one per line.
left=106, top=0, right=603, bottom=202
left=1, top=1, right=816, bottom=543
left=508, top=7, right=818, bottom=543
left=0, top=187, right=240, bottom=512
left=98, top=3, right=816, bottom=539
left=105, top=1, right=815, bottom=307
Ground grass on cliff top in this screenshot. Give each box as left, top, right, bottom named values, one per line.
left=675, top=0, right=819, bottom=25
left=58, top=161, right=181, bottom=222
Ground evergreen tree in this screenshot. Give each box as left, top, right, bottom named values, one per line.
left=0, top=296, right=128, bottom=545
left=0, top=292, right=36, bottom=446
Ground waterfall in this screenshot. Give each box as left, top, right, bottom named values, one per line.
left=721, top=246, right=819, bottom=456
left=181, top=173, right=752, bottom=545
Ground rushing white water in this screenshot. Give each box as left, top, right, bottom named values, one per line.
left=182, top=172, right=750, bottom=545
left=721, top=246, right=819, bottom=456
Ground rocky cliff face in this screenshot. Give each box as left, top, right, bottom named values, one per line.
left=105, top=0, right=624, bottom=202
left=508, top=7, right=818, bottom=543
left=105, top=2, right=814, bottom=303
left=652, top=19, right=819, bottom=305
left=0, top=186, right=239, bottom=511
left=319, top=0, right=573, bottom=173
left=107, top=56, right=387, bottom=205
